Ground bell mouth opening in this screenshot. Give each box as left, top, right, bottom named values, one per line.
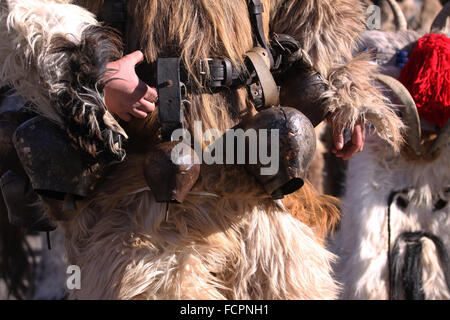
left=270, top=178, right=304, bottom=199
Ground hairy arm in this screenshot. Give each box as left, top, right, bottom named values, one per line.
left=270, top=0, right=404, bottom=153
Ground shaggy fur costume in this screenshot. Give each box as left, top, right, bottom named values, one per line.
left=330, top=131, right=450, bottom=299
left=0, top=0, right=404, bottom=299
left=0, top=0, right=127, bottom=160
left=330, top=14, right=450, bottom=299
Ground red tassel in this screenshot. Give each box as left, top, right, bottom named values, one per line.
left=398, top=33, right=450, bottom=128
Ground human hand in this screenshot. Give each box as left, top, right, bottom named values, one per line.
left=331, top=119, right=365, bottom=161
left=103, top=51, right=157, bottom=122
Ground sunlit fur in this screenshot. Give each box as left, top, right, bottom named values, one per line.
left=0, top=0, right=127, bottom=159
left=63, top=157, right=339, bottom=299
left=330, top=15, right=450, bottom=298
left=77, top=0, right=404, bottom=147
left=0, top=0, right=406, bottom=299
left=0, top=0, right=97, bottom=123
left=270, top=0, right=404, bottom=148
left=330, top=132, right=450, bottom=299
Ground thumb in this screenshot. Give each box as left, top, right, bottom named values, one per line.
left=334, top=131, right=344, bottom=151
left=124, top=50, right=145, bottom=66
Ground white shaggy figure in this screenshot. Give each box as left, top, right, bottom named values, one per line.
left=330, top=131, right=450, bottom=299
left=330, top=1, right=450, bottom=300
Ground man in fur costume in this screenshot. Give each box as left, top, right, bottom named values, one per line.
left=0, top=0, right=403, bottom=299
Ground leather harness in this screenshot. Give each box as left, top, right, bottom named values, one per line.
left=98, top=0, right=300, bottom=140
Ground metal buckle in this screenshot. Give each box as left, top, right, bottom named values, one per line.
left=199, top=58, right=213, bottom=87
left=199, top=58, right=213, bottom=75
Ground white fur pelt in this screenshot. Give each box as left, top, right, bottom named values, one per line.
left=329, top=132, right=450, bottom=299
left=0, top=0, right=126, bottom=159
left=61, top=161, right=339, bottom=300
left=0, top=0, right=97, bottom=122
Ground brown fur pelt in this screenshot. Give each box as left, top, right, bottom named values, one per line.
left=306, top=123, right=327, bottom=194
left=283, top=181, right=341, bottom=243
left=270, top=0, right=404, bottom=148
left=76, top=0, right=404, bottom=149
left=75, top=0, right=378, bottom=243
left=62, top=155, right=339, bottom=299
left=122, top=0, right=402, bottom=237
left=4, top=0, right=410, bottom=299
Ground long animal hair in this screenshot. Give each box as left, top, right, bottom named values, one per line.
left=0, top=0, right=127, bottom=160
left=125, top=0, right=400, bottom=237
left=89, top=0, right=340, bottom=239
left=390, top=231, right=450, bottom=300
left=62, top=155, right=339, bottom=299
left=1, top=0, right=405, bottom=299
left=270, top=0, right=404, bottom=149
left=283, top=180, right=341, bottom=242
left=330, top=132, right=450, bottom=299
left=77, top=0, right=404, bottom=149
left=130, top=0, right=254, bottom=139
left=29, top=0, right=343, bottom=299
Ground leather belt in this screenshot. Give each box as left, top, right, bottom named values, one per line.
left=180, top=58, right=250, bottom=90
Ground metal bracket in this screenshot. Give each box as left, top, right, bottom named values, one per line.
left=245, top=48, right=280, bottom=109
left=157, top=58, right=183, bottom=141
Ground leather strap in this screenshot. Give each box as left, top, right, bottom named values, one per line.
left=180, top=58, right=249, bottom=90
left=248, top=0, right=274, bottom=68
left=245, top=48, right=280, bottom=108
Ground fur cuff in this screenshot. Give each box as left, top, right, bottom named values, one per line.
left=50, top=26, right=127, bottom=161
left=323, top=54, right=405, bottom=152
left=0, top=0, right=127, bottom=161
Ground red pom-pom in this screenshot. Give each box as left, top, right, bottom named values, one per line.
left=398, top=33, right=450, bottom=128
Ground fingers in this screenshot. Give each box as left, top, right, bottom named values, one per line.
left=334, top=122, right=366, bottom=160
left=124, top=50, right=145, bottom=66
left=116, top=101, right=153, bottom=121
left=332, top=131, right=344, bottom=154
left=360, top=124, right=366, bottom=151
left=340, top=140, right=361, bottom=160
left=130, top=99, right=154, bottom=119
left=352, top=123, right=364, bottom=152
left=130, top=107, right=149, bottom=119
left=136, top=98, right=156, bottom=113
left=143, top=85, right=158, bottom=102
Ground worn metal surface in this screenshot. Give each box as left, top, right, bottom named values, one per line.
left=245, top=47, right=280, bottom=108
left=232, top=107, right=316, bottom=199
left=13, top=117, right=108, bottom=200
left=278, top=62, right=328, bottom=127
left=0, top=170, right=56, bottom=232
left=0, top=111, right=35, bottom=175
left=157, top=58, right=183, bottom=141
left=144, top=141, right=200, bottom=203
